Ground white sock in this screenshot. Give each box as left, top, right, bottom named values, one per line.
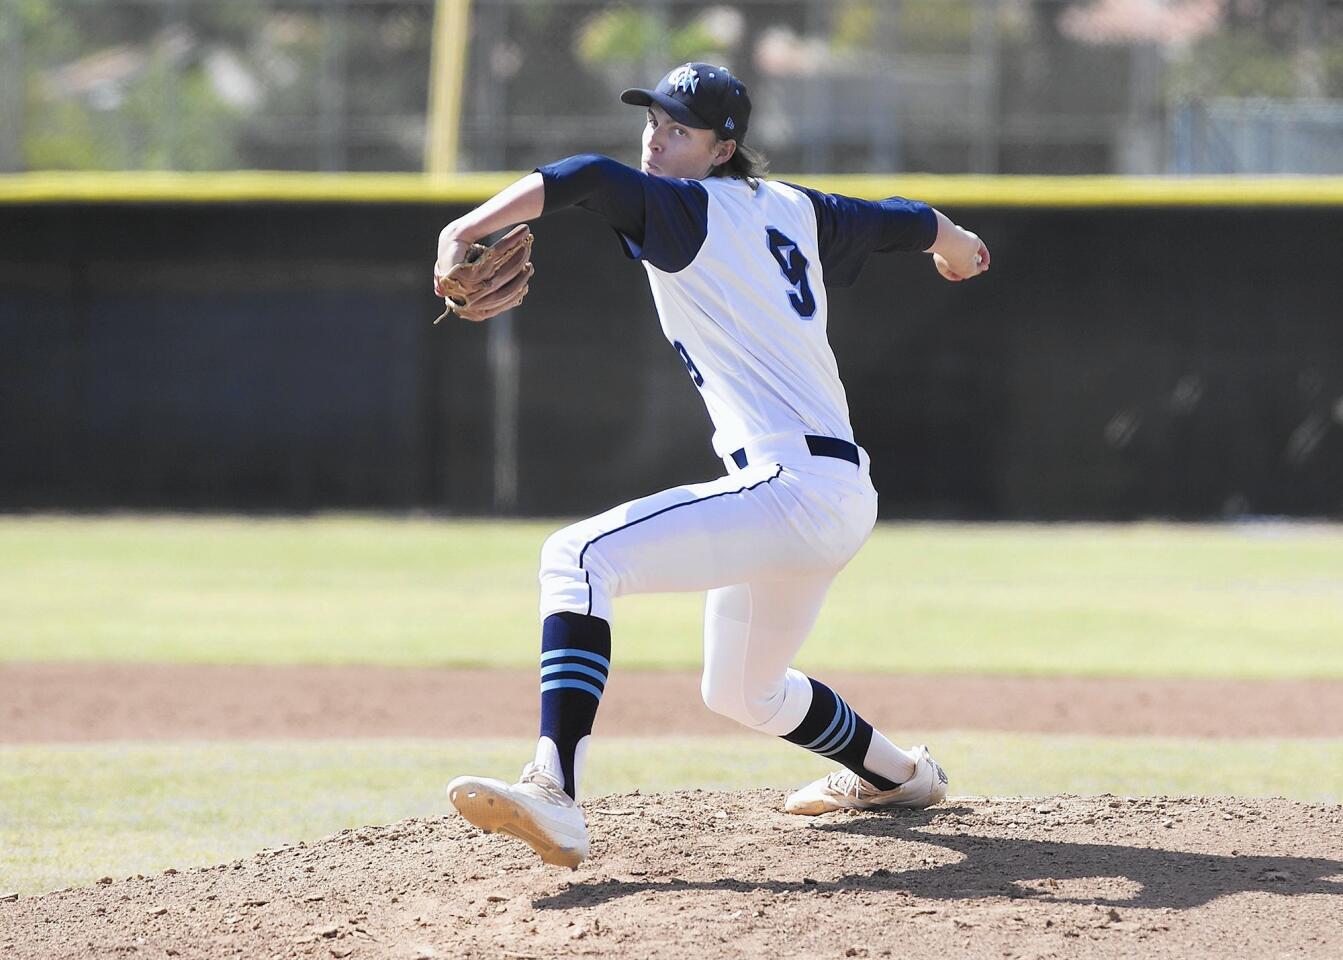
left=863, top=730, right=917, bottom=785
left=531, top=736, right=564, bottom=784
left=531, top=735, right=590, bottom=800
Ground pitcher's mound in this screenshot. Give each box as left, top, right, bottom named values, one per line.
left=4, top=792, right=1341, bottom=959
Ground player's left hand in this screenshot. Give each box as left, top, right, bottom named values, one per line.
left=431, top=223, right=535, bottom=324
left=435, top=234, right=473, bottom=280
left=933, top=234, right=990, bottom=282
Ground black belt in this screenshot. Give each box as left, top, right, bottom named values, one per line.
left=731, top=435, right=860, bottom=469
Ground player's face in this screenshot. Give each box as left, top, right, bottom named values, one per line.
left=641, top=105, right=735, bottom=180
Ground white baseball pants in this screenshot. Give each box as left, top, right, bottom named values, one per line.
left=539, top=434, right=878, bottom=737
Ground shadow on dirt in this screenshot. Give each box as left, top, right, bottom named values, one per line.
left=533, top=806, right=1343, bottom=912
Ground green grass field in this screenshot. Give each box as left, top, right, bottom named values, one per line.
left=4, top=515, right=1342, bottom=896
left=4, top=733, right=1341, bottom=896
left=3, top=515, right=1342, bottom=677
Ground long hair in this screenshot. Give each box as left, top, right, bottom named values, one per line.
left=709, top=140, right=769, bottom=185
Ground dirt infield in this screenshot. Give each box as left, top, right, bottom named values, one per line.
left=3, top=791, right=1340, bottom=959
left=5, top=663, right=1343, bottom=742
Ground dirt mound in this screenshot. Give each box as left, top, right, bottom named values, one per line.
left=4, top=792, right=1341, bottom=959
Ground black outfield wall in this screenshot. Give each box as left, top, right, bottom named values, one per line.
left=2, top=198, right=1340, bottom=518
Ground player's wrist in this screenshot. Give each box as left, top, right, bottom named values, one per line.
left=441, top=220, right=480, bottom=246
left=929, top=223, right=970, bottom=257
left=933, top=226, right=981, bottom=270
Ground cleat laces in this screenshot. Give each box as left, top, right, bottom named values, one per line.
left=518, top=763, right=574, bottom=806
left=825, top=770, right=880, bottom=801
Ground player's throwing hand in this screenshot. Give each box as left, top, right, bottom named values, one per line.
left=930, top=223, right=991, bottom=282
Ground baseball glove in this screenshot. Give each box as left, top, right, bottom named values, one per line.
left=433, top=223, right=535, bottom=324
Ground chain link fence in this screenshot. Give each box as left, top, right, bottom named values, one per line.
left=2, top=0, right=1343, bottom=174
left=1172, top=98, right=1343, bottom=173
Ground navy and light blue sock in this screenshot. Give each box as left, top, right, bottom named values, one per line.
left=782, top=677, right=900, bottom=791
left=536, top=611, right=611, bottom=799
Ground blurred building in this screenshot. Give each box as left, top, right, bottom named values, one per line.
left=1, top=0, right=1341, bottom=175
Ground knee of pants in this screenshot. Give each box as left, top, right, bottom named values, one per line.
left=539, top=525, right=582, bottom=581
left=539, top=523, right=616, bottom=620
left=700, top=669, right=787, bottom=729
left=541, top=523, right=615, bottom=583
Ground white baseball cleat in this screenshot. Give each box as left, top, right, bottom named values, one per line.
left=784, top=745, right=949, bottom=816
left=447, top=763, right=590, bottom=869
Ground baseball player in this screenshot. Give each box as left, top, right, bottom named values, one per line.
left=439, top=63, right=989, bottom=869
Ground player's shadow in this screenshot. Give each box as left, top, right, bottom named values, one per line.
left=532, top=806, right=1343, bottom=913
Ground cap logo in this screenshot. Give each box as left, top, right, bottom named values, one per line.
left=724, top=117, right=735, bottom=130
left=667, top=65, right=699, bottom=95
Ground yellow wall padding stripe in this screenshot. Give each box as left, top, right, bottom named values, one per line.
left=3, top=171, right=1343, bottom=206
left=0, top=171, right=520, bottom=204
left=812, top=174, right=1343, bottom=207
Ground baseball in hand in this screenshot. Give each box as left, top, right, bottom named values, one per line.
left=933, top=252, right=972, bottom=282
left=933, top=243, right=989, bottom=282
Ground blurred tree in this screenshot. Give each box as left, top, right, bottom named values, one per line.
left=895, top=0, right=975, bottom=53
left=831, top=1, right=879, bottom=55
left=15, top=0, right=435, bottom=172
left=575, top=6, right=661, bottom=66
left=1169, top=0, right=1343, bottom=99
left=20, top=0, right=249, bottom=169
left=574, top=5, right=735, bottom=68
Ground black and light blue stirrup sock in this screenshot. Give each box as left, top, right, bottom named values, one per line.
left=781, top=677, right=899, bottom=791
left=536, top=611, right=611, bottom=799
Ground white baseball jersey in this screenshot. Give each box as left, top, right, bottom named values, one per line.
left=641, top=177, right=847, bottom=459
left=537, top=154, right=937, bottom=461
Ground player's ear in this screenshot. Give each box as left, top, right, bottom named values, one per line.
left=712, top=138, right=737, bottom=168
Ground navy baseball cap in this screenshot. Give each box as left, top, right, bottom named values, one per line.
left=621, top=62, right=751, bottom=143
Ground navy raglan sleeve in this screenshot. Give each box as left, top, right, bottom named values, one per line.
left=536, top=154, right=708, bottom=273
left=786, top=183, right=939, bottom=288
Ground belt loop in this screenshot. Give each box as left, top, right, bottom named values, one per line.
left=731, top=448, right=749, bottom=469
left=804, top=435, right=860, bottom=466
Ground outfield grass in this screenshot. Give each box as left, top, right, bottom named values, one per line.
left=2, top=733, right=1341, bottom=896
left=2, top=516, right=1342, bottom=677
